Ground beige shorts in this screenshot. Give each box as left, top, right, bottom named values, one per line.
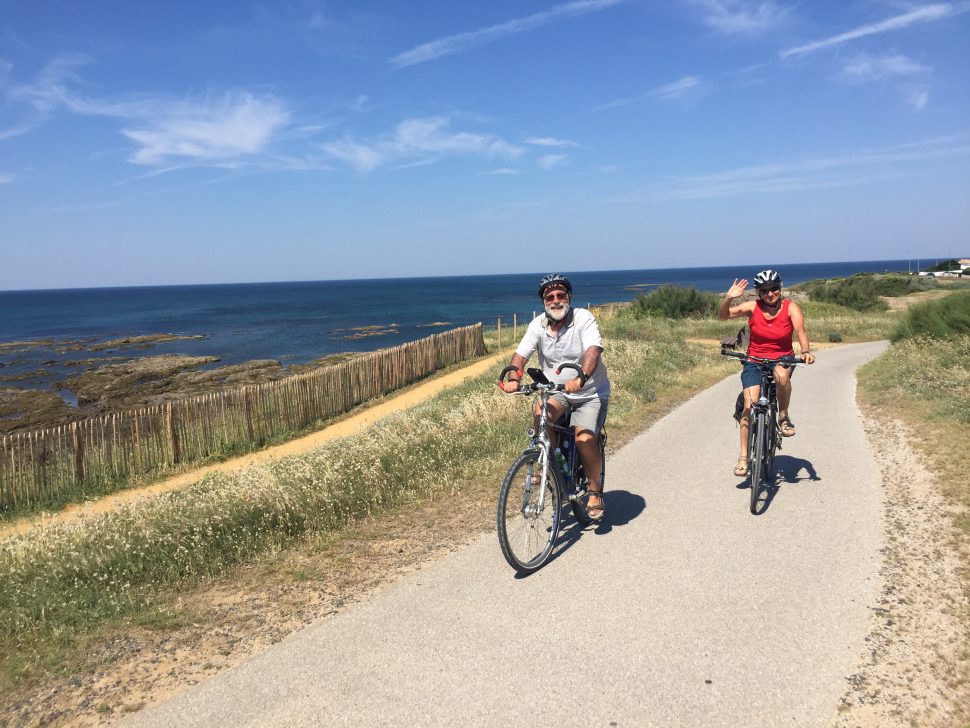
left=550, top=394, right=608, bottom=435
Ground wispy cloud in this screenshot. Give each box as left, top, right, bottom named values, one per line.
left=0, top=55, right=292, bottom=168
left=322, top=116, right=524, bottom=172
left=0, top=54, right=89, bottom=140
left=537, top=154, right=568, bottom=170
left=525, top=136, right=580, bottom=148
left=692, top=0, right=792, bottom=36
left=649, top=75, right=702, bottom=100
left=0, top=172, right=12, bottom=184
left=482, top=167, right=521, bottom=175
left=907, top=89, right=930, bottom=111
left=837, top=52, right=933, bottom=112
left=655, top=137, right=970, bottom=199
left=389, top=0, right=625, bottom=68
left=119, top=94, right=291, bottom=166
left=781, top=4, right=955, bottom=58
left=839, top=53, right=932, bottom=83
left=587, top=75, right=703, bottom=113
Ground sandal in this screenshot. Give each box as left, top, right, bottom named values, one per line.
left=779, top=415, right=796, bottom=437
left=733, top=457, right=749, bottom=477
left=586, top=490, right=605, bottom=522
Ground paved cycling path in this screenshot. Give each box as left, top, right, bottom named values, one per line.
left=122, top=340, right=889, bottom=728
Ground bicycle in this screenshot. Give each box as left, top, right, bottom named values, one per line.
left=721, top=348, right=803, bottom=514
left=495, top=363, right=607, bottom=574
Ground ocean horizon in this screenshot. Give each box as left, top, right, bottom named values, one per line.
left=0, top=259, right=914, bottom=392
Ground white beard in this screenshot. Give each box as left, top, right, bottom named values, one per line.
left=544, top=302, right=570, bottom=322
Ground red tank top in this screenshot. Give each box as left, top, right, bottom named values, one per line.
left=747, top=299, right=794, bottom=358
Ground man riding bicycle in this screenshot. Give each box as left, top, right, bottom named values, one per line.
left=499, top=273, right=611, bottom=521
left=718, top=269, right=815, bottom=477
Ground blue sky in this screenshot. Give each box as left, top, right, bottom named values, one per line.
left=1, top=1, right=968, bottom=290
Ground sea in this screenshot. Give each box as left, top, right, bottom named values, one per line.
left=0, top=260, right=910, bottom=392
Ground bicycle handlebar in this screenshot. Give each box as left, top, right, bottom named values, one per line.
left=720, top=348, right=804, bottom=366
left=499, top=361, right=585, bottom=393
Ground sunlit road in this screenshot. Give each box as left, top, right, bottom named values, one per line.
left=121, top=341, right=888, bottom=728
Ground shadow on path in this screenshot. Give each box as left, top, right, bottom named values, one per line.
left=514, top=489, right=647, bottom=578
left=734, top=456, right=822, bottom=515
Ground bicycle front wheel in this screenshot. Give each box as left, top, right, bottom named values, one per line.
left=497, top=450, right=563, bottom=573
left=749, top=412, right=766, bottom=514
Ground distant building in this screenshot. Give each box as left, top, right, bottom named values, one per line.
left=960, top=258, right=970, bottom=271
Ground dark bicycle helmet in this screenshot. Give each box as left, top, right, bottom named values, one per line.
left=753, top=269, right=781, bottom=289
left=537, top=273, right=572, bottom=298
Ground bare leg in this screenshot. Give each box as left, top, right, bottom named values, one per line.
left=574, top=428, right=604, bottom=516
left=739, top=385, right=760, bottom=459
left=773, top=364, right=792, bottom=419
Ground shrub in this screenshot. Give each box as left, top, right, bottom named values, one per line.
left=632, top=286, right=720, bottom=319
left=828, top=332, right=843, bottom=343
left=799, top=276, right=889, bottom=311
left=892, top=292, right=970, bottom=341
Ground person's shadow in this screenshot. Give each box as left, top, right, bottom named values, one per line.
left=516, top=487, right=646, bottom=577
left=736, top=456, right=821, bottom=514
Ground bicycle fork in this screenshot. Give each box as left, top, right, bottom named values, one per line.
left=521, top=448, right=551, bottom=518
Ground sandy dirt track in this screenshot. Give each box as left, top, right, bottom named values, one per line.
left=120, top=341, right=894, bottom=727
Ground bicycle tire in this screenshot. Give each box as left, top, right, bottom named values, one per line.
left=497, top=449, right=563, bottom=573
left=749, top=411, right=766, bottom=514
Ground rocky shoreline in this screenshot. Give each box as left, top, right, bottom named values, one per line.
left=0, top=333, right=358, bottom=435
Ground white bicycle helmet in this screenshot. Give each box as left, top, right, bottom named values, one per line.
left=753, top=269, right=781, bottom=289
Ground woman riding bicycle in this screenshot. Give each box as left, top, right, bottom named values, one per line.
left=499, top=273, right=611, bottom=521
left=718, top=269, right=815, bottom=477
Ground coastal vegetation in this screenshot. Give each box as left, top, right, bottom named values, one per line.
left=630, top=285, right=720, bottom=319
left=890, top=290, right=970, bottom=341
left=793, top=271, right=970, bottom=313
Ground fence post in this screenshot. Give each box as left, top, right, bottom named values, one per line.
left=243, top=388, right=255, bottom=443
left=513, top=313, right=517, bottom=340
left=497, top=317, right=502, bottom=347
left=167, top=401, right=181, bottom=465
left=71, top=421, right=85, bottom=485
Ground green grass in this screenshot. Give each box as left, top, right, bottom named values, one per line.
left=891, top=291, right=970, bottom=342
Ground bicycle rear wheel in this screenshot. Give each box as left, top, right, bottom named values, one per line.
left=749, top=412, right=766, bottom=514
left=497, top=450, right=563, bottom=573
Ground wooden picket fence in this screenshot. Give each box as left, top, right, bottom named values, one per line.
left=0, top=324, right=486, bottom=510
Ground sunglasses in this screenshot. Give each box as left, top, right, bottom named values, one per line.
left=543, top=292, right=569, bottom=302
left=758, top=285, right=781, bottom=295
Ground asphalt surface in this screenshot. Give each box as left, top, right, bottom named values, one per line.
left=121, top=340, right=889, bottom=728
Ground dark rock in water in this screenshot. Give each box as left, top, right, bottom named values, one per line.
left=64, top=355, right=221, bottom=406
left=88, top=333, right=207, bottom=351
left=0, top=388, right=74, bottom=434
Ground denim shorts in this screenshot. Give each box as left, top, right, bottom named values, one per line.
left=550, top=394, right=608, bottom=435
left=741, top=361, right=794, bottom=389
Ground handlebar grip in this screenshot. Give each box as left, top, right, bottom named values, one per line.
left=556, top=362, right=587, bottom=387
left=499, top=365, right=522, bottom=382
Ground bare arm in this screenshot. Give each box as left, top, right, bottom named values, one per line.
left=718, top=278, right=755, bottom=320
left=788, top=302, right=815, bottom=364
left=564, top=346, right=603, bottom=394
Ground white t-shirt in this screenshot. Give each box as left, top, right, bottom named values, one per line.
left=514, top=307, right=610, bottom=403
